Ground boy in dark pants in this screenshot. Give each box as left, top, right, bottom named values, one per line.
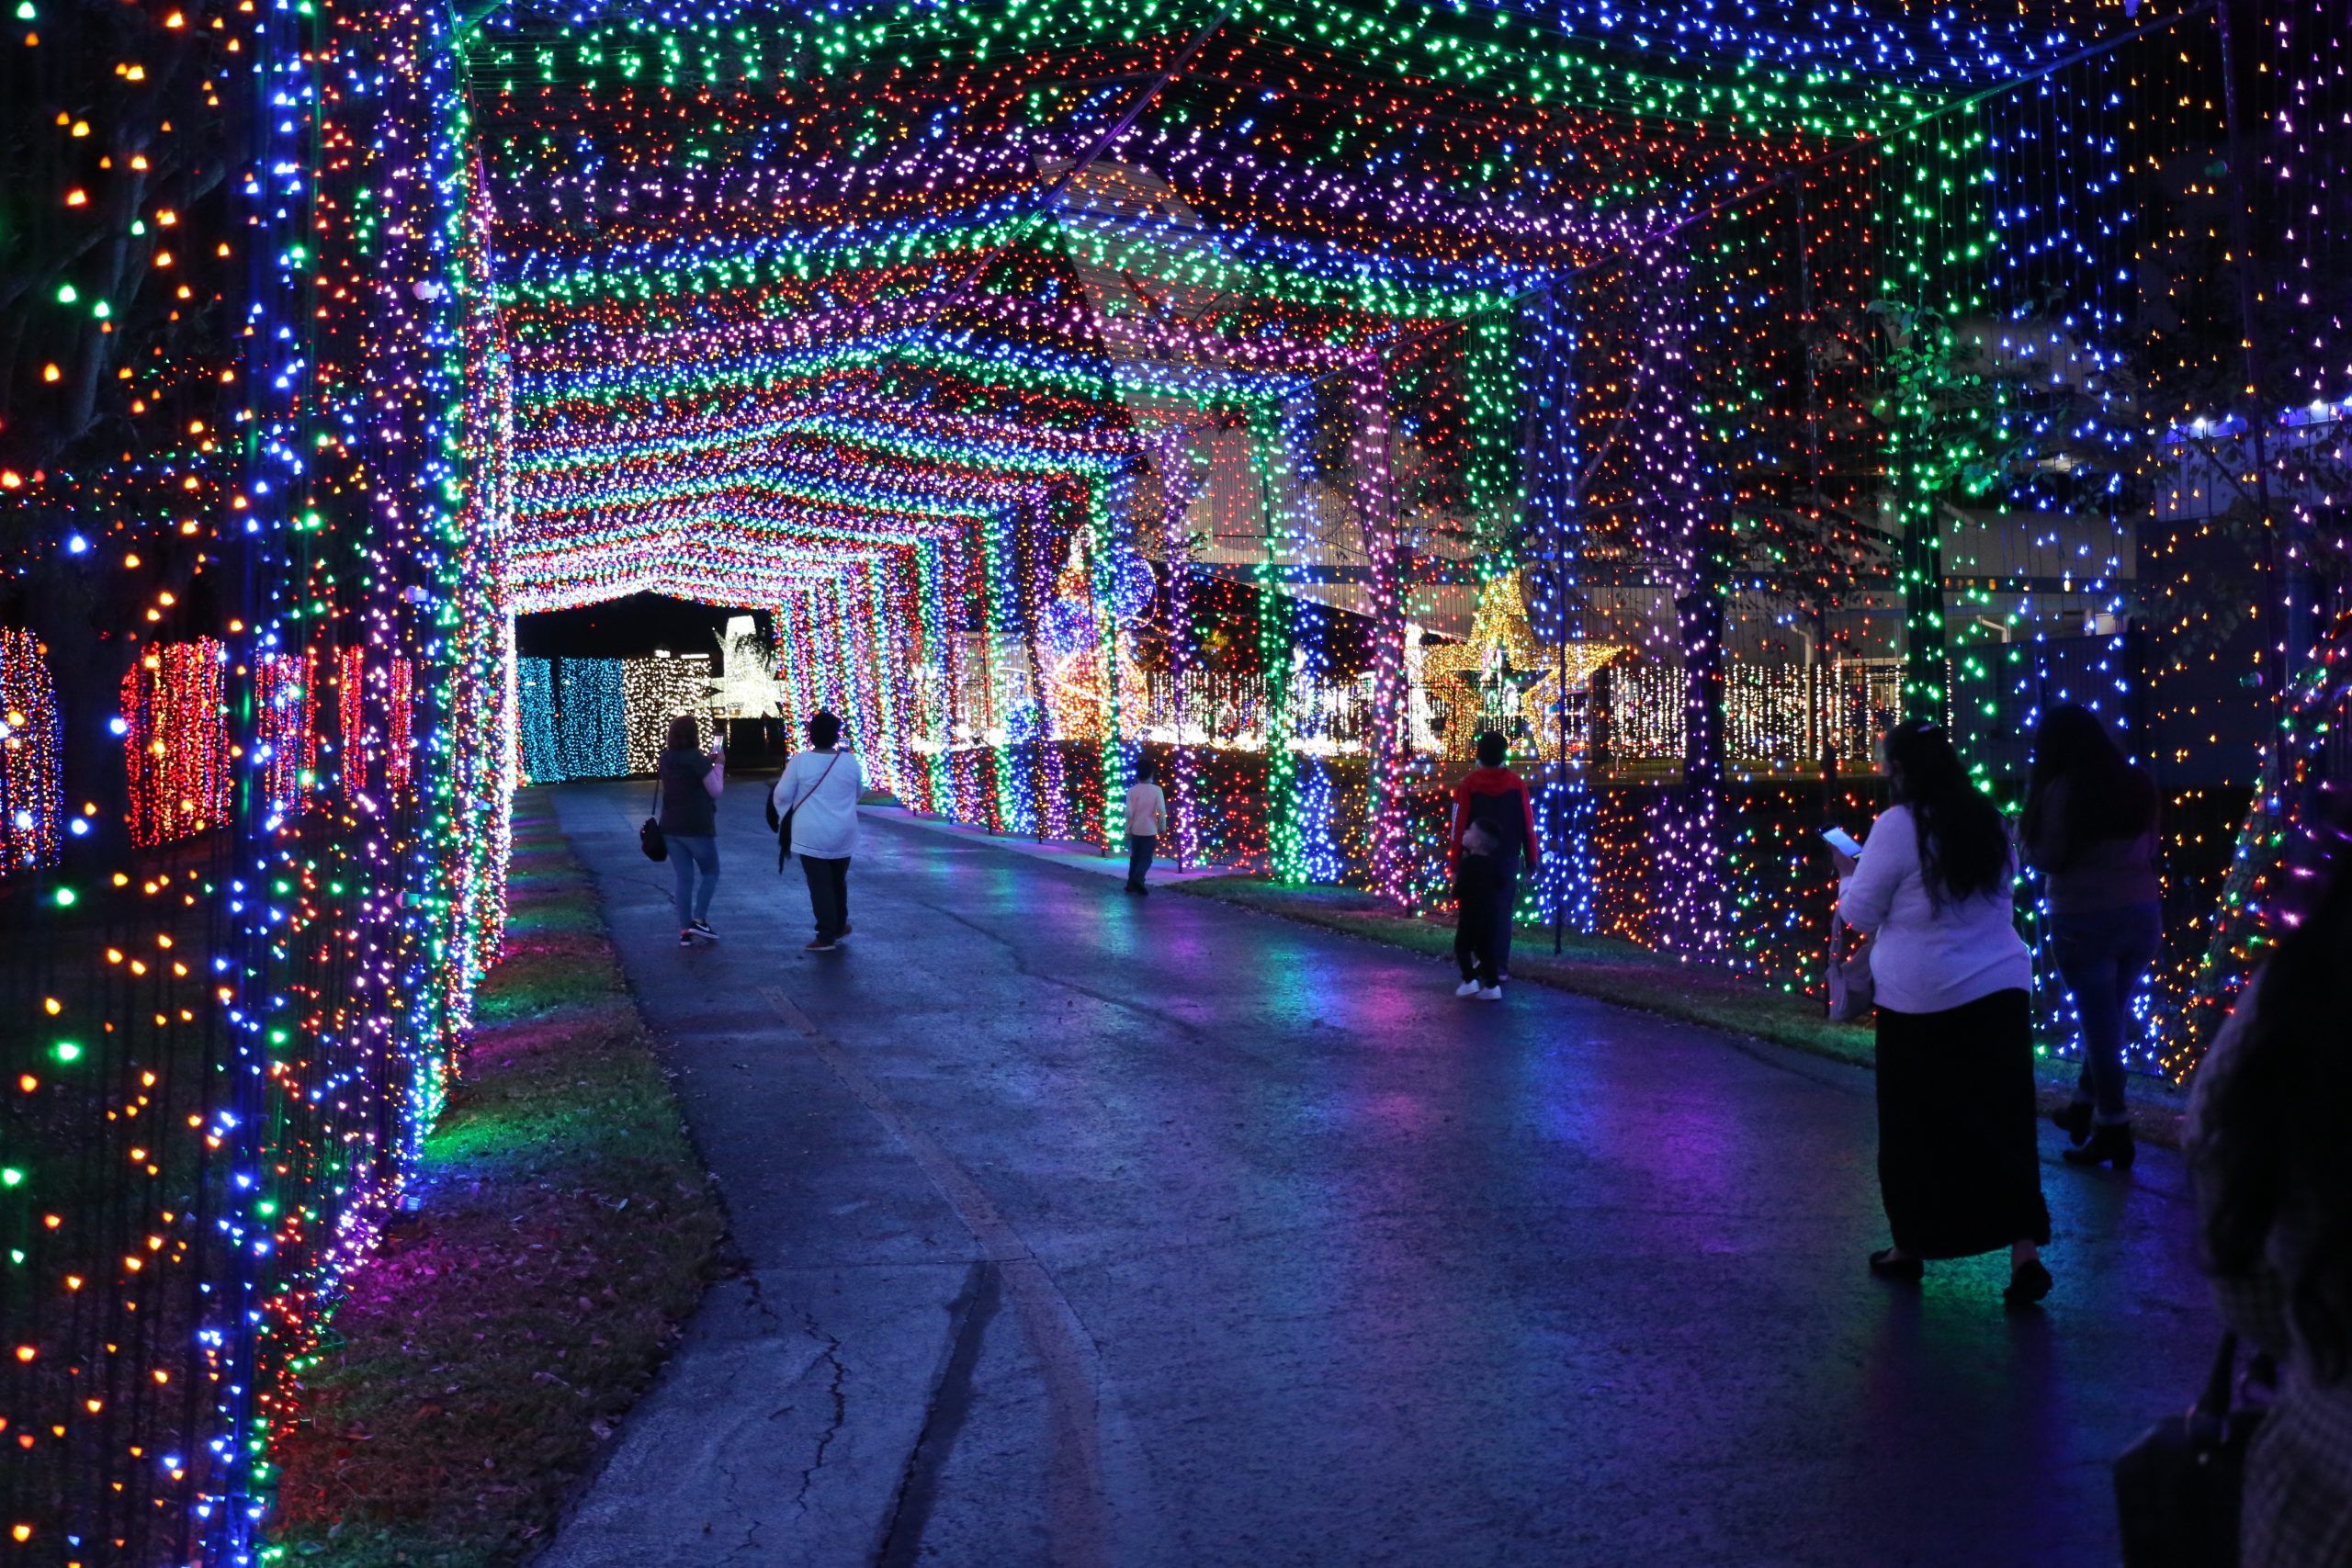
left=1124, top=755, right=1169, bottom=894
left=1449, top=730, right=1540, bottom=999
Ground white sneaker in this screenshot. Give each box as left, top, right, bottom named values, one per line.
left=1474, top=987, right=1504, bottom=1002
left=1455, top=979, right=1483, bottom=998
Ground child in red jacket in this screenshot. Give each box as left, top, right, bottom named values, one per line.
left=1449, top=730, right=1541, bottom=999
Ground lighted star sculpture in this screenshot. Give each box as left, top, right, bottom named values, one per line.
left=1420, top=572, right=1623, bottom=761
left=705, top=615, right=789, bottom=718
left=1521, top=644, right=1631, bottom=759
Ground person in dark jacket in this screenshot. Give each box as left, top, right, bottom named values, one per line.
left=658, top=714, right=724, bottom=947
left=2189, top=841, right=2352, bottom=1566
left=1449, top=729, right=1541, bottom=1000
left=2023, top=704, right=2162, bottom=1168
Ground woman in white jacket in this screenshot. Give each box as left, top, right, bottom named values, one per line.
left=770, top=710, right=864, bottom=953
left=1834, top=719, right=2050, bottom=1307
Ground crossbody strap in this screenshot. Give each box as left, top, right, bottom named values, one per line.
left=782, top=750, right=843, bottom=819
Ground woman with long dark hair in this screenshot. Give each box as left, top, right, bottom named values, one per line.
left=2189, top=844, right=2352, bottom=1565
left=1834, top=719, right=2051, bottom=1305
left=2023, top=704, right=2161, bottom=1168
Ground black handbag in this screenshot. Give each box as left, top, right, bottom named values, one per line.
left=772, top=751, right=842, bottom=870
left=639, top=780, right=668, bottom=863
left=2114, top=1331, right=2270, bottom=1567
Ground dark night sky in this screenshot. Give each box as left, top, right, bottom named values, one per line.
left=514, top=594, right=768, bottom=660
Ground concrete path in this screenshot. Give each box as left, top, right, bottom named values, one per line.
left=539, top=779, right=2214, bottom=1568
left=863, top=805, right=1238, bottom=885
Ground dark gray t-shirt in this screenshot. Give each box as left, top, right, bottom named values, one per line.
left=658, top=747, right=717, bottom=836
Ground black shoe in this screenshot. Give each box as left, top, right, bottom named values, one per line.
left=835, top=924, right=852, bottom=942
left=678, top=930, right=695, bottom=947
left=2050, top=1102, right=2093, bottom=1146
left=2063, top=1123, right=2135, bottom=1169
left=690, top=919, right=717, bottom=941
left=1869, top=1247, right=1924, bottom=1283
left=2005, top=1258, right=2053, bottom=1309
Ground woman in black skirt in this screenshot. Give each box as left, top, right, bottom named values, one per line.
left=1832, top=720, right=2052, bottom=1307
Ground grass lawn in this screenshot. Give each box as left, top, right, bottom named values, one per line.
left=268, top=795, right=724, bottom=1567
left=1171, top=875, right=2191, bottom=1145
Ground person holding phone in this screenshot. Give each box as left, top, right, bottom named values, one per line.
left=1448, top=729, right=1541, bottom=1001
left=1835, top=719, right=2050, bottom=1307
left=658, top=715, right=725, bottom=946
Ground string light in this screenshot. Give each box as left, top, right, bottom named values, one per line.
left=6, top=0, right=2348, bottom=1556
left=0, top=630, right=62, bottom=871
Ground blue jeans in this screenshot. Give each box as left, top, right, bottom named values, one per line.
left=1126, top=833, right=1156, bottom=888
left=2051, top=901, right=2161, bottom=1124
left=668, top=833, right=718, bottom=925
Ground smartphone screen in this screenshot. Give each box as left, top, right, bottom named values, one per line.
left=1820, top=826, right=1864, bottom=858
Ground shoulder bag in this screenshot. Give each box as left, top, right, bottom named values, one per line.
left=2113, top=1331, right=2270, bottom=1567
left=773, top=750, right=842, bottom=871
left=639, top=777, right=668, bottom=863
left=1824, top=909, right=1873, bottom=1021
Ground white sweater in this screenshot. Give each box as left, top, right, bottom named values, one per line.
left=769, top=748, right=864, bottom=860
left=1838, top=804, right=2031, bottom=1015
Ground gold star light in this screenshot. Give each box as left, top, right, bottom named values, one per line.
left=1419, top=572, right=1622, bottom=760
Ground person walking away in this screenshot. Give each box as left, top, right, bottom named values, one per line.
left=2188, top=845, right=2352, bottom=1568
left=1449, top=730, right=1540, bottom=1001
left=1833, top=719, right=2051, bottom=1306
left=2022, top=703, right=2161, bottom=1168
left=1124, top=755, right=1169, bottom=895
left=659, top=716, right=724, bottom=947
left=772, top=710, right=863, bottom=952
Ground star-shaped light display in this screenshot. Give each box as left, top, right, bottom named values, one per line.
left=1420, top=573, right=1621, bottom=761
left=705, top=615, right=789, bottom=718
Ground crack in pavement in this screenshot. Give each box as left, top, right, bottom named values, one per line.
left=876, top=1259, right=1000, bottom=1568
left=793, top=1312, right=850, bottom=1517
left=709, top=1447, right=763, bottom=1565
left=758, top=984, right=1114, bottom=1568
left=734, top=1265, right=787, bottom=1333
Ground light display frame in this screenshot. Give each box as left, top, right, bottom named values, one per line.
left=4, top=0, right=2349, bottom=1558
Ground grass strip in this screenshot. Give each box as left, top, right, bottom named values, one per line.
left=1170, top=874, right=2189, bottom=1146
left=269, top=795, right=724, bottom=1567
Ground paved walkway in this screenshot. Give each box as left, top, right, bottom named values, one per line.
left=541, top=780, right=2214, bottom=1568
left=863, top=805, right=1238, bottom=885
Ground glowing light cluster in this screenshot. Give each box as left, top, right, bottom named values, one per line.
left=2, top=0, right=511, bottom=1546
left=8, top=0, right=2352, bottom=1554
left=0, top=629, right=62, bottom=871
